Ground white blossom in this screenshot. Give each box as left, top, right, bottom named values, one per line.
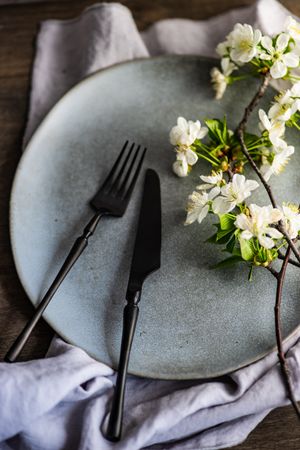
left=185, top=187, right=220, bottom=225
left=268, top=90, right=300, bottom=121
left=173, top=159, right=188, bottom=177
left=211, top=68, right=227, bottom=100
left=258, top=109, right=286, bottom=146
left=210, top=58, right=237, bottom=99
left=212, top=174, right=259, bottom=214
left=216, top=37, right=232, bottom=57
left=235, top=204, right=283, bottom=249
left=285, top=16, right=300, bottom=42
left=172, top=147, right=198, bottom=177
left=291, top=81, right=300, bottom=96
left=259, top=33, right=299, bottom=79
left=197, top=171, right=223, bottom=191
left=170, top=117, right=208, bottom=147
left=261, top=144, right=294, bottom=181
left=281, top=203, right=300, bottom=239
left=229, top=23, right=261, bottom=63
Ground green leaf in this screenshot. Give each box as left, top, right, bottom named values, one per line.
left=232, top=246, right=242, bottom=256
left=207, top=227, right=235, bottom=245
left=205, top=118, right=227, bottom=144
left=225, top=235, right=238, bottom=253
left=222, top=116, right=228, bottom=142
left=219, top=213, right=236, bottom=231
left=243, top=132, right=261, bottom=147
left=216, top=228, right=235, bottom=242
left=211, top=255, right=244, bottom=269
left=225, top=235, right=235, bottom=253
left=239, top=237, right=255, bottom=261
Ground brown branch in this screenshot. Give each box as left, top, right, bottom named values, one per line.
left=266, top=265, right=279, bottom=278
left=236, top=73, right=277, bottom=207
left=278, top=251, right=300, bottom=268
left=238, top=72, right=272, bottom=129
left=238, top=130, right=277, bottom=208
left=275, top=246, right=300, bottom=418
left=277, top=224, right=300, bottom=264
left=236, top=73, right=300, bottom=264
left=227, top=168, right=234, bottom=181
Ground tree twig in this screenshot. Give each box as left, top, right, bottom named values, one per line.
left=278, top=251, right=300, bottom=268
left=266, top=265, right=279, bottom=278
left=275, top=246, right=300, bottom=418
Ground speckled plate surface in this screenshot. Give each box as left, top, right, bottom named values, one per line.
left=10, top=56, right=300, bottom=379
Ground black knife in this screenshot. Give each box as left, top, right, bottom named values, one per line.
left=106, top=168, right=161, bottom=442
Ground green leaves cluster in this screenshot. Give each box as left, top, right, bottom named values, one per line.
left=192, top=117, right=269, bottom=174
left=286, top=111, right=300, bottom=131
left=208, top=212, right=280, bottom=279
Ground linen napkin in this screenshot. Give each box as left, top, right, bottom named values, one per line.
left=2, top=1, right=300, bottom=449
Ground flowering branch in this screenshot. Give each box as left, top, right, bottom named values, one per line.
left=236, top=76, right=300, bottom=264
left=169, top=16, right=300, bottom=416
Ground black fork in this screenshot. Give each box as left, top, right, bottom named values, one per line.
left=5, top=141, right=146, bottom=363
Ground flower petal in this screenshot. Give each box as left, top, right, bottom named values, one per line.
left=267, top=227, right=283, bottom=239
left=235, top=213, right=249, bottom=230
left=269, top=208, right=283, bottom=222
left=208, top=186, right=221, bottom=200
left=261, top=164, right=272, bottom=181
left=196, top=183, right=213, bottom=191
left=291, top=81, right=300, bottom=96
left=259, top=52, right=272, bottom=60
left=197, top=126, right=208, bottom=139
left=271, top=60, right=287, bottom=79
left=177, top=117, right=188, bottom=130
left=276, top=33, right=289, bottom=52
left=282, top=52, right=299, bottom=68
left=254, top=29, right=262, bottom=45
left=212, top=197, right=234, bottom=214
left=185, top=210, right=199, bottom=225
left=197, top=204, right=209, bottom=224
left=259, top=109, right=270, bottom=129
left=173, top=159, right=188, bottom=177
left=241, top=230, right=253, bottom=240
left=245, top=179, right=259, bottom=191
left=185, top=148, right=198, bottom=165
left=258, top=234, right=275, bottom=249
left=261, top=35, right=273, bottom=53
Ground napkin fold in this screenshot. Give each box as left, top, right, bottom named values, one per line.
left=4, top=0, right=300, bottom=449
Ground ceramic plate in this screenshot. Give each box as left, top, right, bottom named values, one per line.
left=10, top=56, right=300, bottom=379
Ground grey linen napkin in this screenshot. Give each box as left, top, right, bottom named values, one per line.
left=3, top=0, right=300, bottom=449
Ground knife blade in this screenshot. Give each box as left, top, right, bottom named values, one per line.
left=126, top=168, right=161, bottom=298
left=106, top=168, right=161, bottom=442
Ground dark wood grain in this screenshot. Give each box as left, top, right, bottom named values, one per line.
left=1, top=0, right=300, bottom=448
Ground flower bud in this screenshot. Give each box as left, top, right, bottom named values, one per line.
left=234, top=162, right=244, bottom=173
left=220, top=160, right=229, bottom=171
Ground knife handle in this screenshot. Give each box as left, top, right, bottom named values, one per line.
left=5, top=211, right=104, bottom=363
left=106, top=292, right=141, bottom=442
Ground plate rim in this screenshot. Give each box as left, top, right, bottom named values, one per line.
left=9, top=54, right=300, bottom=380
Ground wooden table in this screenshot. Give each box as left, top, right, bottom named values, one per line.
left=1, top=0, right=300, bottom=448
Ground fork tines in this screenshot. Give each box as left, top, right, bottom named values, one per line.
left=90, top=141, right=147, bottom=213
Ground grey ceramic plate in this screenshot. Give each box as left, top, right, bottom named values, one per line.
left=10, top=55, right=300, bottom=379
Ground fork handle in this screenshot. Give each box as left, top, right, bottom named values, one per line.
left=5, top=211, right=104, bottom=363
left=106, top=291, right=141, bottom=442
